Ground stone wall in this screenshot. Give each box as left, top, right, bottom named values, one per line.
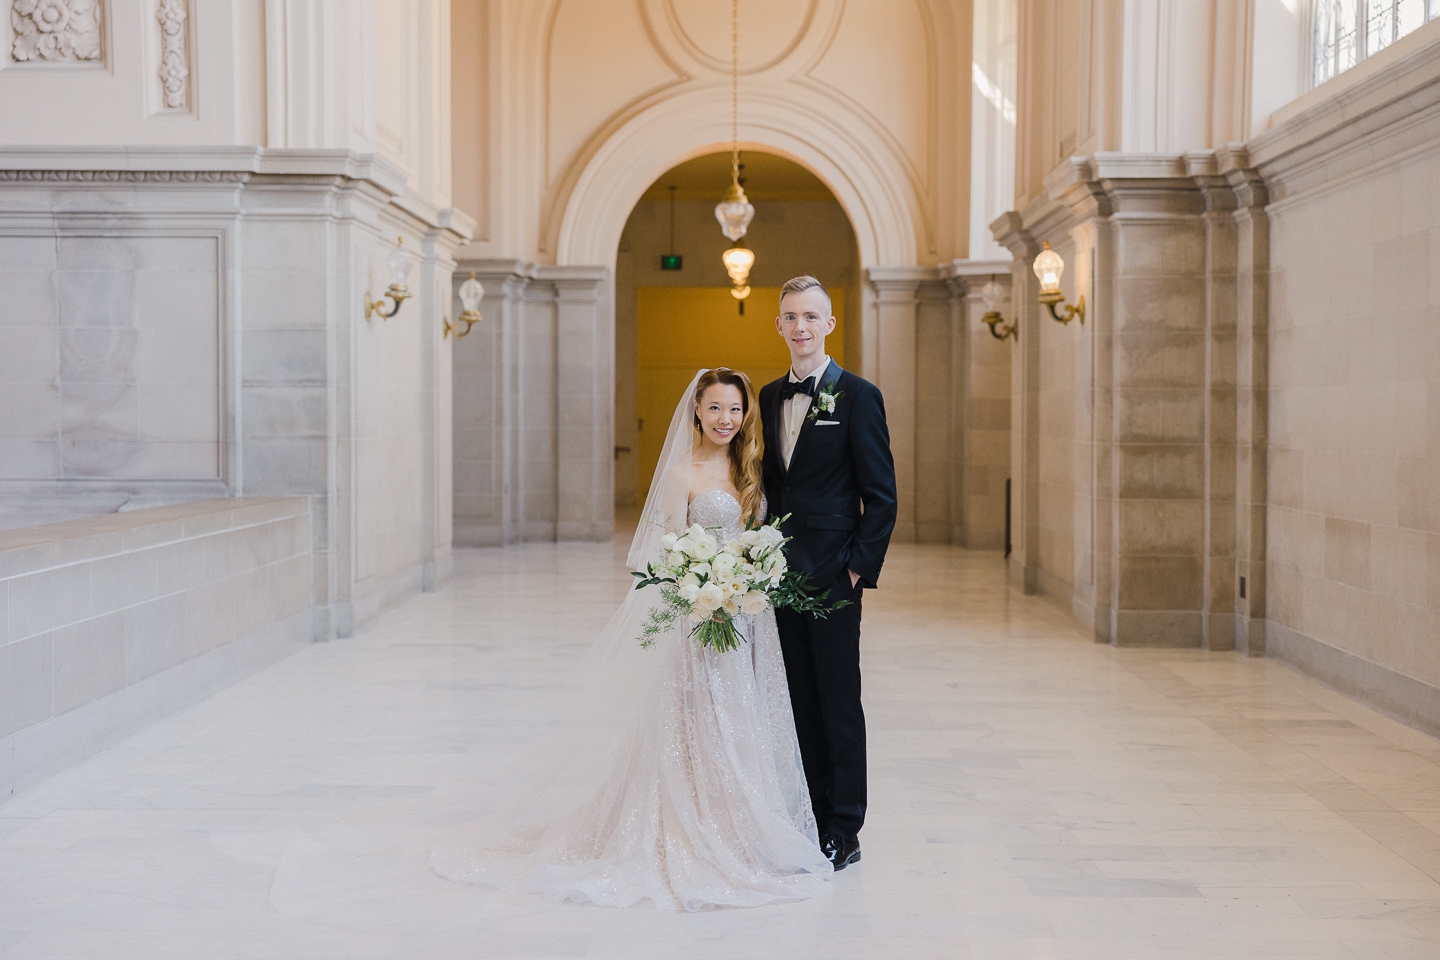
left=0, top=498, right=311, bottom=798
left=1252, top=27, right=1440, bottom=736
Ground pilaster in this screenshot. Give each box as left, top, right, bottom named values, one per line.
left=867, top=268, right=927, bottom=545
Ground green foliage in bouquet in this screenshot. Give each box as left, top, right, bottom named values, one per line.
left=633, top=513, right=850, bottom=653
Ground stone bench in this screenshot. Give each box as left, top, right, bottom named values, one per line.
left=0, top=498, right=313, bottom=798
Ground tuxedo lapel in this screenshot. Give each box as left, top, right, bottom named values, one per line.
left=787, top=361, right=844, bottom=472
left=769, top=380, right=787, bottom=476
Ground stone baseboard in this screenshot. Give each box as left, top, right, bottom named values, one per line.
left=1266, top=621, right=1440, bottom=740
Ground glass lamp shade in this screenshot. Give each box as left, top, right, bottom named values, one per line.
left=458, top=273, right=484, bottom=313
left=721, top=243, right=755, bottom=287
left=1032, top=241, right=1064, bottom=294
left=714, top=181, right=755, bottom=242
left=386, top=239, right=413, bottom=287
left=981, top=279, right=1002, bottom=312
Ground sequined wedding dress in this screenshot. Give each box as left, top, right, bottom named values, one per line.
left=431, top=489, right=831, bottom=910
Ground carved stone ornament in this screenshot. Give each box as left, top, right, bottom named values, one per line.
left=10, top=0, right=103, bottom=63
left=157, top=0, right=188, bottom=109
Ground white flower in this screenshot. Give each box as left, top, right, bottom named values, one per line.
left=660, top=532, right=679, bottom=552
left=690, top=562, right=711, bottom=580
left=737, top=529, right=761, bottom=549
left=740, top=590, right=769, bottom=615
left=666, top=550, right=685, bottom=570
left=678, top=582, right=700, bottom=604
left=712, top=552, right=737, bottom=577
left=694, top=582, right=725, bottom=615
left=689, top=530, right=718, bottom=561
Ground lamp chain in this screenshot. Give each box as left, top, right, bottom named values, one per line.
left=731, top=0, right=739, bottom=185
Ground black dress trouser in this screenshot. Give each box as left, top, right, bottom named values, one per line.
left=775, top=573, right=866, bottom=843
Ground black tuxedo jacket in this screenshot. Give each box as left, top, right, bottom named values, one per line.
left=759, top=362, right=897, bottom=590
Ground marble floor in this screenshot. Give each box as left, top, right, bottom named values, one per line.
left=3, top=537, right=1440, bottom=959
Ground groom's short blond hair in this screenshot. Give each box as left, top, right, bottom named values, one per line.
left=779, top=276, right=831, bottom=313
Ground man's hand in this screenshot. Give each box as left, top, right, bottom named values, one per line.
left=848, top=569, right=860, bottom=589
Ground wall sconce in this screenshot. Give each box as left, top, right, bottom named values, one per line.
left=980, top=279, right=1016, bottom=341
left=444, top=273, right=484, bottom=339
left=1033, top=241, right=1084, bottom=325
left=722, top=241, right=754, bottom=312
left=365, top=236, right=413, bottom=320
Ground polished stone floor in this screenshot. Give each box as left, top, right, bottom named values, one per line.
left=3, top=537, right=1440, bottom=959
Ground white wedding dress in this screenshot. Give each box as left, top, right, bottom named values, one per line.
left=431, top=484, right=832, bottom=910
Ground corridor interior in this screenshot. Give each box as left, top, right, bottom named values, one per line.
left=2, top=535, right=1438, bottom=959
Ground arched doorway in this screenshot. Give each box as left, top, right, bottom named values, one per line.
left=613, top=151, right=861, bottom=510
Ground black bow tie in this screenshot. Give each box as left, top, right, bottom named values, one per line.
left=781, top=376, right=817, bottom=401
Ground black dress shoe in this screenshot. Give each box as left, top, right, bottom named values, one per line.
left=820, top=833, right=861, bottom=870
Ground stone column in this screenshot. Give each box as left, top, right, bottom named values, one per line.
left=419, top=227, right=460, bottom=591
left=942, top=260, right=1015, bottom=550
left=452, top=260, right=532, bottom=547
left=914, top=278, right=954, bottom=544
left=550, top=268, right=613, bottom=542
left=991, top=213, right=1042, bottom=593
left=1225, top=149, right=1269, bottom=655
left=866, top=269, right=926, bottom=544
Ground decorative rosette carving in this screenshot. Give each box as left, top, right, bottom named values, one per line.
left=10, top=0, right=103, bottom=63
left=157, top=0, right=188, bottom=109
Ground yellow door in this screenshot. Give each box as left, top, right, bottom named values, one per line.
left=636, top=286, right=845, bottom=498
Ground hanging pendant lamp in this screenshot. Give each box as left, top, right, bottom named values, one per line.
left=716, top=0, right=754, bottom=301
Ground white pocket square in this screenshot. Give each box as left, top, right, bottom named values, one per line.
left=815, top=420, right=841, bottom=426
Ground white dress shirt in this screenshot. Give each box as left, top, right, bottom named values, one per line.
left=780, top=356, right=831, bottom=470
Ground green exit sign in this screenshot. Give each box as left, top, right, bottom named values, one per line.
left=660, top=254, right=683, bottom=271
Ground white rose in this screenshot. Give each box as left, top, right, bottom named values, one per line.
left=723, top=598, right=740, bottom=616
left=690, top=531, right=718, bottom=561
left=694, top=583, right=725, bottom=615
left=741, top=590, right=769, bottom=615
left=712, top=552, right=737, bottom=576
left=660, top=532, right=679, bottom=552
left=667, top=551, right=686, bottom=569
left=737, top=529, right=761, bottom=549
left=678, top=582, right=700, bottom=604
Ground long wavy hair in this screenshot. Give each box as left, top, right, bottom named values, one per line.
left=692, top=367, right=764, bottom=525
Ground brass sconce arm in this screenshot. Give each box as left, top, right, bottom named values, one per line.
left=1039, top=290, right=1085, bottom=325
left=444, top=309, right=482, bottom=339
left=982, top=310, right=1017, bottom=341
left=365, top=284, right=411, bottom=320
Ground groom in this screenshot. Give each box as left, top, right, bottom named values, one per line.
left=760, top=276, right=897, bottom=871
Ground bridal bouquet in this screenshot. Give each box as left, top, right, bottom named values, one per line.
left=633, top=516, right=846, bottom=652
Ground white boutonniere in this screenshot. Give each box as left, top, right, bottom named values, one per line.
left=808, top=389, right=843, bottom=422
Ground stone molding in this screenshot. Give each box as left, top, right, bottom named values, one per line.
left=0, top=170, right=245, bottom=183
left=156, top=0, right=189, bottom=111
left=1249, top=24, right=1440, bottom=205
left=9, top=0, right=102, bottom=63
left=0, top=147, right=477, bottom=240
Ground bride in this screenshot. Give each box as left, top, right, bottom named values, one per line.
left=432, top=367, right=832, bottom=910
